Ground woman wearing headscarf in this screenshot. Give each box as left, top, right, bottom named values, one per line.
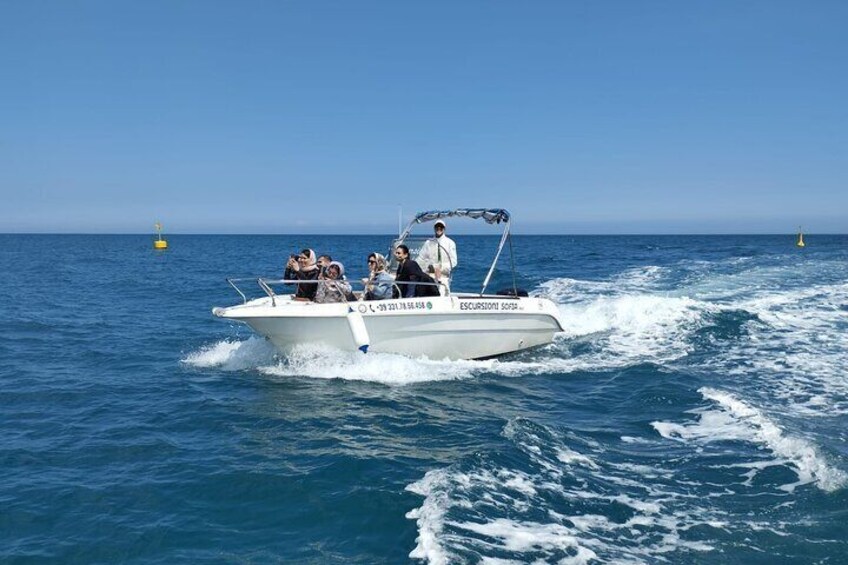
left=363, top=252, right=394, bottom=301
left=285, top=248, right=320, bottom=301
left=314, top=261, right=352, bottom=304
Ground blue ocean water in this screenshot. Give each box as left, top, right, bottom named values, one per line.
left=2, top=233, right=847, bottom=563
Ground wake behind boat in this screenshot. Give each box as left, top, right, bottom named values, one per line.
left=212, top=209, right=564, bottom=360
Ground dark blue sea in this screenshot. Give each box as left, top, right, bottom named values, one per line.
left=3, top=233, right=847, bottom=564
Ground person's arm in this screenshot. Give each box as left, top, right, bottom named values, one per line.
left=438, top=239, right=456, bottom=274
left=393, top=266, right=405, bottom=296
left=448, top=239, right=457, bottom=270
left=338, top=280, right=352, bottom=297
left=415, top=240, right=430, bottom=264
left=401, top=263, right=421, bottom=298
left=372, top=274, right=390, bottom=299
left=433, top=242, right=448, bottom=277
left=302, top=269, right=320, bottom=300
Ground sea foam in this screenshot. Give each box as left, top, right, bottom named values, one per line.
left=183, top=339, right=490, bottom=384
left=652, top=387, right=847, bottom=493
left=537, top=275, right=713, bottom=370
left=181, top=337, right=276, bottom=370
left=259, top=343, right=483, bottom=385
left=405, top=418, right=750, bottom=564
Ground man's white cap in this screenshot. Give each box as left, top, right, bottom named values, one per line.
left=434, top=220, right=446, bottom=229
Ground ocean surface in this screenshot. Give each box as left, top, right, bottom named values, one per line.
left=2, top=233, right=847, bottom=564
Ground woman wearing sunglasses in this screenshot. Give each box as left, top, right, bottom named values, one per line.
left=363, top=253, right=394, bottom=301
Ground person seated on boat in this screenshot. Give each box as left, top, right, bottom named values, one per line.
left=363, top=253, right=394, bottom=301
left=394, top=244, right=440, bottom=298
left=314, top=261, right=353, bottom=304
left=285, top=248, right=320, bottom=301
left=317, top=254, right=333, bottom=278
left=416, top=219, right=457, bottom=295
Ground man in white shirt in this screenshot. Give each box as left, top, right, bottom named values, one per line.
left=416, top=220, right=457, bottom=295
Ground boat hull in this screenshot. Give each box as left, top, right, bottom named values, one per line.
left=214, top=295, right=563, bottom=360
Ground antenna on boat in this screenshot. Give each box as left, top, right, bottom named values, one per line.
left=398, top=206, right=403, bottom=236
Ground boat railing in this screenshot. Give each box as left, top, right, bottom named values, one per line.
left=257, top=279, right=277, bottom=306
left=226, top=278, right=249, bottom=304
left=226, top=277, right=282, bottom=306
left=225, top=277, right=447, bottom=307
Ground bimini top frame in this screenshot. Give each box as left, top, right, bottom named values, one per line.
left=395, top=208, right=516, bottom=296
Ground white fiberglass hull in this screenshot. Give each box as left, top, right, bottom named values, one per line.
left=213, top=294, right=563, bottom=360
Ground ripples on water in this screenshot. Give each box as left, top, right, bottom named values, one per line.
left=2, top=234, right=847, bottom=563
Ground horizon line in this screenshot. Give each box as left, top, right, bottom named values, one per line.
left=0, top=232, right=840, bottom=237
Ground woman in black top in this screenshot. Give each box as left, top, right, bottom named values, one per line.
left=285, top=248, right=320, bottom=300
left=393, top=245, right=440, bottom=298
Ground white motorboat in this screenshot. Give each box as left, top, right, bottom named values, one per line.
left=213, top=209, right=564, bottom=360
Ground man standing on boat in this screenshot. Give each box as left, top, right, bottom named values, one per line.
left=417, top=220, right=457, bottom=295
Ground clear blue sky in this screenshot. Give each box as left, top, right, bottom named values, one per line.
left=1, top=1, right=845, bottom=234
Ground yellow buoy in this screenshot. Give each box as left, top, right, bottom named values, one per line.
left=154, top=222, right=168, bottom=250
left=796, top=226, right=805, bottom=248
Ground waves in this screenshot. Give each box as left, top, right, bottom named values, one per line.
left=186, top=251, right=848, bottom=562
left=182, top=338, right=487, bottom=384
left=653, top=387, right=847, bottom=493
left=182, top=337, right=277, bottom=370
left=554, top=292, right=708, bottom=366
left=713, top=282, right=848, bottom=416
left=405, top=416, right=827, bottom=564
left=7, top=235, right=848, bottom=562
left=402, top=257, right=848, bottom=563
left=539, top=262, right=848, bottom=418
